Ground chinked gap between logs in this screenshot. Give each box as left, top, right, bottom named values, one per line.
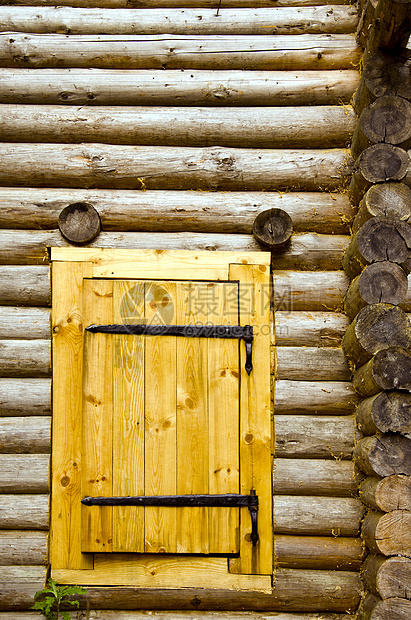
left=85, top=323, right=254, bottom=374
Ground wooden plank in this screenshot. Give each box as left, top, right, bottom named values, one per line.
left=51, top=260, right=93, bottom=569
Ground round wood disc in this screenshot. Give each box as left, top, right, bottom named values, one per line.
left=58, top=202, right=101, bottom=244
left=253, top=208, right=293, bottom=250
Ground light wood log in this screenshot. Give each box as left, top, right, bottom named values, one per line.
left=0, top=105, right=356, bottom=149
left=0, top=188, right=355, bottom=234
left=0, top=0, right=356, bottom=6
left=0, top=6, right=359, bottom=35
left=0, top=378, right=51, bottom=416
left=275, top=535, right=364, bottom=571
left=274, top=458, right=361, bottom=496
left=0, top=307, right=50, bottom=340
left=0, top=454, right=49, bottom=493
left=273, top=271, right=349, bottom=311
left=354, top=434, right=411, bottom=476
left=0, top=565, right=47, bottom=611
left=274, top=415, right=355, bottom=459
left=0, top=266, right=50, bottom=306
left=275, top=312, right=349, bottom=347
left=352, top=182, right=411, bottom=234
left=364, top=0, right=411, bottom=57
left=0, top=531, right=47, bottom=566
left=273, top=380, right=360, bottom=415
left=274, top=496, right=364, bottom=536
left=358, top=593, right=411, bottom=620
left=0, top=417, right=50, bottom=453
left=353, top=347, right=411, bottom=396
left=362, top=510, right=411, bottom=557
left=344, top=262, right=409, bottom=320
left=0, top=33, right=361, bottom=70
left=360, top=474, right=411, bottom=511
left=0, top=68, right=360, bottom=107
left=275, top=347, right=351, bottom=381
left=0, top=340, right=50, bottom=378
left=0, top=144, right=351, bottom=191
left=342, top=303, right=411, bottom=368
left=356, top=392, right=411, bottom=436
left=0, top=495, right=49, bottom=529
left=363, top=554, right=411, bottom=599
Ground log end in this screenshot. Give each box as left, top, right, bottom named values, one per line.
left=253, top=208, right=293, bottom=251
left=58, top=202, right=101, bottom=245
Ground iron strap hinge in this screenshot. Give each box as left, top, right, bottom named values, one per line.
left=82, top=490, right=259, bottom=546
left=86, top=323, right=254, bottom=374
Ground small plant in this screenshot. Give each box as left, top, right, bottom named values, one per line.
left=31, top=577, right=87, bottom=620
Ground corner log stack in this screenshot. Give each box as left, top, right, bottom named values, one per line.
left=343, top=7, right=411, bottom=618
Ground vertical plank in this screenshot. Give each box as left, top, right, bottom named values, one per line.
left=144, top=281, right=177, bottom=553
left=229, top=263, right=272, bottom=575
left=208, top=282, right=240, bottom=554
left=51, top=261, right=93, bottom=570
left=112, top=281, right=145, bottom=553
left=175, top=282, right=209, bottom=553
left=81, top=279, right=113, bottom=553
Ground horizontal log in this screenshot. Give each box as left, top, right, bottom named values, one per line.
left=0, top=565, right=47, bottom=611
left=358, top=593, right=411, bottom=620
left=0, top=34, right=361, bottom=70
left=0, top=454, right=49, bottom=492
left=274, top=458, right=361, bottom=496
left=275, top=347, right=351, bottom=381
left=0, top=495, right=49, bottom=529
left=275, top=311, right=349, bottom=347
left=0, top=266, right=50, bottom=306
left=273, top=380, right=360, bottom=415
left=0, top=231, right=348, bottom=271
left=275, top=535, right=364, bottom=571
left=0, top=307, right=50, bottom=340
left=352, top=182, right=411, bottom=235
left=354, top=434, right=411, bottom=476
left=274, top=496, right=364, bottom=536
left=0, top=378, right=51, bottom=416
left=0, top=0, right=356, bottom=6
left=273, top=270, right=349, bottom=311
left=363, top=554, right=411, bottom=600
left=0, top=68, right=360, bottom=107
left=274, top=415, right=355, bottom=459
left=0, top=613, right=365, bottom=620
left=0, top=417, right=50, bottom=453
left=0, top=340, right=50, bottom=377
left=362, top=509, right=411, bottom=557
left=355, top=391, right=411, bottom=437
left=0, top=144, right=351, bottom=192
left=0, top=530, right=47, bottom=565
left=360, top=474, right=411, bottom=511
left=353, top=347, right=411, bottom=396
left=0, top=104, right=356, bottom=149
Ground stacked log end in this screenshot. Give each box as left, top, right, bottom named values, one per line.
left=343, top=17, right=411, bottom=618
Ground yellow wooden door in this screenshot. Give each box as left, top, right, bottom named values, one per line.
left=81, top=278, right=242, bottom=555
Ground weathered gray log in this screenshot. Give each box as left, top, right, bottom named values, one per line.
left=0, top=495, right=49, bottom=529
left=274, top=458, right=360, bottom=496
left=362, top=554, right=411, bottom=599
left=364, top=0, right=411, bottom=57
left=351, top=95, right=411, bottom=159
left=0, top=307, right=50, bottom=340
left=344, top=263, right=409, bottom=320
left=275, top=311, right=349, bottom=347
left=275, top=347, right=351, bottom=381
left=354, top=434, right=411, bottom=476
left=342, top=217, right=411, bottom=280
left=0, top=105, right=356, bottom=149
left=0, top=0, right=356, bottom=6
left=0, top=378, right=50, bottom=416
left=360, top=474, right=411, bottom=511
left=0, top=6, right=359, bottom=35
left=0, top=188, right=355, bottom=234
left=273, top=380, right=359, bottom=415
left=362, top=509, right=411, bottom=557
left=352, top=182, right=411, bottom=234
left=353, top=347, right=411, bottom=396
left=358, top=593, right=411, bottom=620
left=275, top=535, right=364, bottom=571
left=274, top=496, right=364, bottom=536
left=342, top=303, right=411, bottom=368
left=0, top=417, right=50, bottom=453
left=0, top=340, right=50, bottom=378
left=273, top=270, right=349, bottom=311
left=0, top=613, right=364, bottom=620
left=0, top=454, right=49, bottom=493
left=0, top=144, right=351, bottom=192
left=0, top=33, right=361, bottom=70
left=0, top=266, right=50, bottom=306
left=0, top=68, right=360, bottom=107
left=0, top=565, right=47, bottom=611
left=274, top=415, right=355, bottom=459
left=356, top=392, right=411, bottom=436
left=0, top=531, right=47, bottom=566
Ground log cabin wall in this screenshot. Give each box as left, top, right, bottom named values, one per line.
left=0, top=0, right=378, bottom=616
